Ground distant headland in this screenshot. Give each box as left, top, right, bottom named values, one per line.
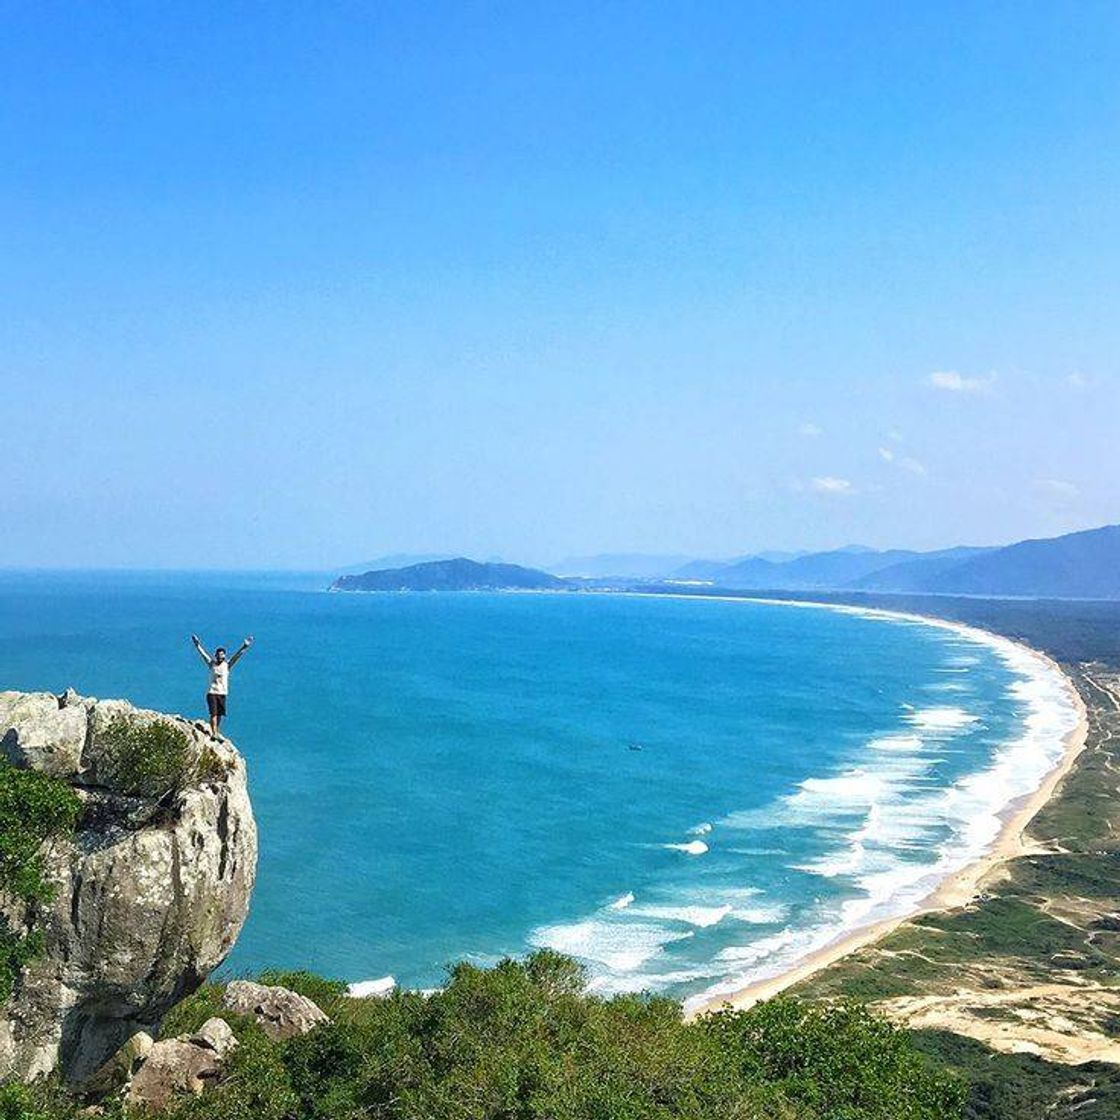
left=330, top=557, right=570, bottom=593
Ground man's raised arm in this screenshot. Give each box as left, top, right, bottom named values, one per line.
left=229, top=635, right=254, bottom=667
left=191, top=634, right=212, bottom=665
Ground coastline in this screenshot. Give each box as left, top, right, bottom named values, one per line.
left=672, top=595, right=1090, bottom=1018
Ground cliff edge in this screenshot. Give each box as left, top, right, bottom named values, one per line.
left=0, top=690, right=257, bottom=1084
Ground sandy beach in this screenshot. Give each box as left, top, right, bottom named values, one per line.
left=680, top=598, right=1090, bottom=1018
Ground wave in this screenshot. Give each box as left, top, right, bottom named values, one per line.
left=348, top=976, right=396, bottom=998
left=664, top=840, right=709, bottom=855
left=630, top=903, right=733, bottom=927
left=903, top=706, right=979, bottom=731
left=529, top=918, right=695, bottom=972
left=867, top=734, right=923, bottom=752
left=609, top=891, right=635, bottom=910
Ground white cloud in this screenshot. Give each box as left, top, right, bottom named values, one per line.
left=810, top=476, right=854, bottom=495
left=928, top=370, right=995, bottom=394
left=1065, top=372, right=1088, bottom=389
left=879, top=446, right=926, bottom=475
left=1035, top=478, right=1080, bottom=501
left=798, top=422, right=823, bottom=438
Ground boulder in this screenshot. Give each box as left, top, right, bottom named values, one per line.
left=0, top=691, right=257, bottom=1084
left=191, top=1017, right=238, bottom=1060
left=223, top=980, right=330, bottom=1040
left=0, top=691, right=89, bottom=777
left=125, top=1038, right=222, bottom=1110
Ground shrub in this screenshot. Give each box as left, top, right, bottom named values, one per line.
left=704, top=997, right=967, bottom=1119
left=156, top=982, right=231, bottom=1039
left=163, top=1031, right=299, bottom=1120
left=97, top=715, right=197, bottom=799
left=0, top=761, right=81, bottom=1002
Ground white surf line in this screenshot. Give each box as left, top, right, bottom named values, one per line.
left=612, top=591, right=1086, bottom=1017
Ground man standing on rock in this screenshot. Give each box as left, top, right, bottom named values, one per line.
left=191, top=634, right=253, bottom=739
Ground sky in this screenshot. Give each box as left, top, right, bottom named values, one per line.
left=2, top=2, right=1118, bottom=568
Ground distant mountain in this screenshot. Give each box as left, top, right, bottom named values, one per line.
left=669, top=558, right=745, bottom=581
left=681, top=527, right=1120, bottom=599
left=712, top=548, right=923, bottom=590
left=669, top=552, right=806, bottom=580
left=550, top=553, right=696, bottom=579
left=331, top=558, right=569, bottom=592
left=853, top=547, right=996, bottom=592
left=915, top=525, right=1120, bottom=598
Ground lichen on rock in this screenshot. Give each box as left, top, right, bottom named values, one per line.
left=0, top=689, right=257, bottom=1084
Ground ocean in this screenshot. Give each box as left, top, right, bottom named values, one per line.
left=0, top=571, right=1078, bottom=1007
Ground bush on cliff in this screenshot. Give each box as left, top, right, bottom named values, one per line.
left=97, top=715, right=197, bottom=799
left=0, top=760, right=81, bottom=1002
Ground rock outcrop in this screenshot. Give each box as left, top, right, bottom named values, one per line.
left=223, top=980, right=330, bottom=1040
left=0, top=690, right=257, bottom=1084
left=125, top=1019, right=238, bottom=1110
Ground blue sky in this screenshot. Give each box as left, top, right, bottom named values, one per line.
left=2, top=2, right=1118, bottom=567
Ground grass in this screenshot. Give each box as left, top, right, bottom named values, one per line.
left=912, top=1030, right=1120, bottom=1120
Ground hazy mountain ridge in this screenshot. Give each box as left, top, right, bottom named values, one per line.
left=676, top=526, right=1120, bottom=599
left=913, top=525, right=1120, bottom=598
left=334, top=525, right=1120, bottom=599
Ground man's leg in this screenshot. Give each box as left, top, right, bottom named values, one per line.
left=207, top=694, right=219, bottom=739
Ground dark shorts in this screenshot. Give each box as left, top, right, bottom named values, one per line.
left=206, top=693, right=227, bottom=718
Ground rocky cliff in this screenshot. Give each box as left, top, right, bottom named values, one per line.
left=0, top=690, right=256, bottom=1084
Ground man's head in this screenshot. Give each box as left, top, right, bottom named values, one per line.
left=214, top=647, right=227, bottom=662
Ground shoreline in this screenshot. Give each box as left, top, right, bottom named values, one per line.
left=669, top=595, right=1090, bottom=1018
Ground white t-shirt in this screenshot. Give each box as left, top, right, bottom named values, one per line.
left=208, top=660, right=230, bottom=696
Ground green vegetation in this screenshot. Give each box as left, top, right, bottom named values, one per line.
left=0, top=760, right=81, bottom=1003
left=912, top=1030, right=1120, bottom=1120
left=1, top=954, right=963, bottom=1119
left=97, top=715, right=217, bottom=798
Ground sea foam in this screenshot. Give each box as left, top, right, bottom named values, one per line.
left=686, top=613, right=1079, bottom=1009
left=529, top=918, right=694, bottom=972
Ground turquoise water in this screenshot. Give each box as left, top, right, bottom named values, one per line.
left=0, top=572, right=1075, bottom=1005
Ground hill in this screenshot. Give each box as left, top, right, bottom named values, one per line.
left=711, top=548, right=923, bottom=590
left=331, top=558, right=570, bottom=592
left=916, top=524, right=1120, bottom=598
left=675, top=527, right=1120, bottom=600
